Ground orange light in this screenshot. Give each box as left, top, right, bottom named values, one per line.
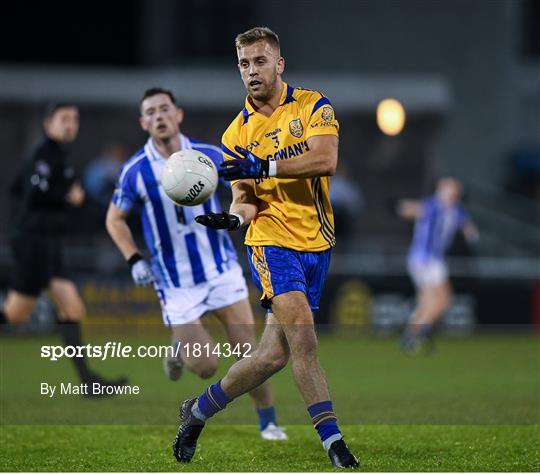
left=376, top=98, right=406, bottom=136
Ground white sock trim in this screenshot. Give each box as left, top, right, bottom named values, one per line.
left=191, top=400, right=207, bottom=422
left=323, top=433, right=343, bottom=451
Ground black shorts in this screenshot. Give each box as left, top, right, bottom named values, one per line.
left=11, top=232, right=68, bottom=296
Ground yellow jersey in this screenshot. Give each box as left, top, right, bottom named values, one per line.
left=221, top=82, right=339, bottom=252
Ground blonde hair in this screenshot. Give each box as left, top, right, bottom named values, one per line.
left=235, top=26, right=280, bottom=52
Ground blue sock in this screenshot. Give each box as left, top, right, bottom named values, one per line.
left=196, top=380, right=231, bottom=419
left=308, top=400, right=342, bottom=450
left=257, top=406, right=276, bottom=431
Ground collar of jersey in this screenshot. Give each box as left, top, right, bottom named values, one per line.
left=146, top=133, right=191, bottom=161
left=242, top=82, right=295, bottom=122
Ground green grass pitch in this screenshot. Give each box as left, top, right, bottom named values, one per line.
left=1, top=328, right=538, bottom=471
left=2, top=424, right=538, bottom=472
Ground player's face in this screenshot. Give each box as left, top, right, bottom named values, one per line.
left=44, top=107, right=79, bottom=144
left=237, top=40, right=284, bottom=102
left=139, top=94, right=184, bottom=140
left=437, top=178, right=462, bottom=204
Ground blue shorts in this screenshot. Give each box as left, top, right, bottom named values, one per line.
left=247, top=245, right=331, bottom=312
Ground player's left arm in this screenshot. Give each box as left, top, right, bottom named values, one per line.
left=273, top=93, right=339, bottom=178
left=219, top=135, right=338, bottom=180
left=219, top=94, right=339, bottom=180
left=462, top=219, right=480, bottom=244
left=457, top=205, right=480, bottom=244
left=274, top=134, right=338, bottom=178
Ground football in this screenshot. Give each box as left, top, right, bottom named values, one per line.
left=161, top=149, right=219, bottom=206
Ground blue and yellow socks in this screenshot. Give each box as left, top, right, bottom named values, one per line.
left=191, top=380, right=279, bottom=433
left=308, top=400, right=343, bottom=451
left=192, top=380, right=230, bottom=421
left=192, top=382, right=339, bottom=448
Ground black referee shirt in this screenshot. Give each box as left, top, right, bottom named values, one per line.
left=10, top=137, right=77, bottom=235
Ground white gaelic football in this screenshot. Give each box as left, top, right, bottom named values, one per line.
left=161, top=149, right=219, bottom=206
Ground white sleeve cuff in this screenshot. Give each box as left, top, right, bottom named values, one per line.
left=268, top=160, right=277, bottom=177
left=230, top=212, right=245, bottom=227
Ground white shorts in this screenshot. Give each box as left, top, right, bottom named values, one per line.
left=407, top=260, right=448, bottom=288
left=156, top=262, right=249, bottom=326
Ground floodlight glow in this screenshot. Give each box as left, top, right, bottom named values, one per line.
left=376, top=98, right=406, bottom=136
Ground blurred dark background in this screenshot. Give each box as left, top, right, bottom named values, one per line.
left=0, top=0, right=538, bottom=329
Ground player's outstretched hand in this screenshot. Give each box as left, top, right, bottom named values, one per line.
left=219, top=146, right=269, bottom=180
left=195, top=211, right=241, bottom=231
left=127, top=254, right=155, bottom=286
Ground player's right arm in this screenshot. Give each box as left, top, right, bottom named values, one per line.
left=106, top=202, right=155, bottom=286
left=221, top=116, right=259, bottom=226
left=106, top=161, right=154, bottom=286
left=396, top=199, right=423, bottom=220
left=105, top=203, right=139, bottom=260
left=194, top=180, right=258, bottom=231
left=229, top=179, right=259, bottom=226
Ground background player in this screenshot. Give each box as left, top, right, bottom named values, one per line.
left=397, top=177, right=479, bottom=353
left=105, top=87, right=286, bottom=440
left=0, top=103, right=126, bottom=391
left=172, top=27, right=359, bottom=469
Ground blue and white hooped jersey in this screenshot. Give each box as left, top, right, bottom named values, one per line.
left=112, top=134, right=237, bottom=289
left=408, top=196, right=468, bottom=264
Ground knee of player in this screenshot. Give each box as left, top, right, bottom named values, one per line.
left=4, top=298, right=34, bottom=325
left=194, top=359, right=219, bottom=379
left=6, top=310, right=30, bottom=325
left=198, top=367, right=217, bottom=379
left=63, top=306, right=86, bottom=321
left=256, top=351, right=288, bottom=375
left=290, top=334, right=319, bottom=359
left=272, top=353, right=289, bottom=372
left=271, top=293, right=312, bottom=321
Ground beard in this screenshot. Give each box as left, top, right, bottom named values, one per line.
left=249, top=87, right=270, bottom=102
left=61, top=131, right=77, bottom=143
left=153, top=124, right=176, bottom=141
left=246, top=76, right=278, bottom=103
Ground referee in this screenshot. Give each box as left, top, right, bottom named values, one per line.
left=0, top=103, right=126, bottom=391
